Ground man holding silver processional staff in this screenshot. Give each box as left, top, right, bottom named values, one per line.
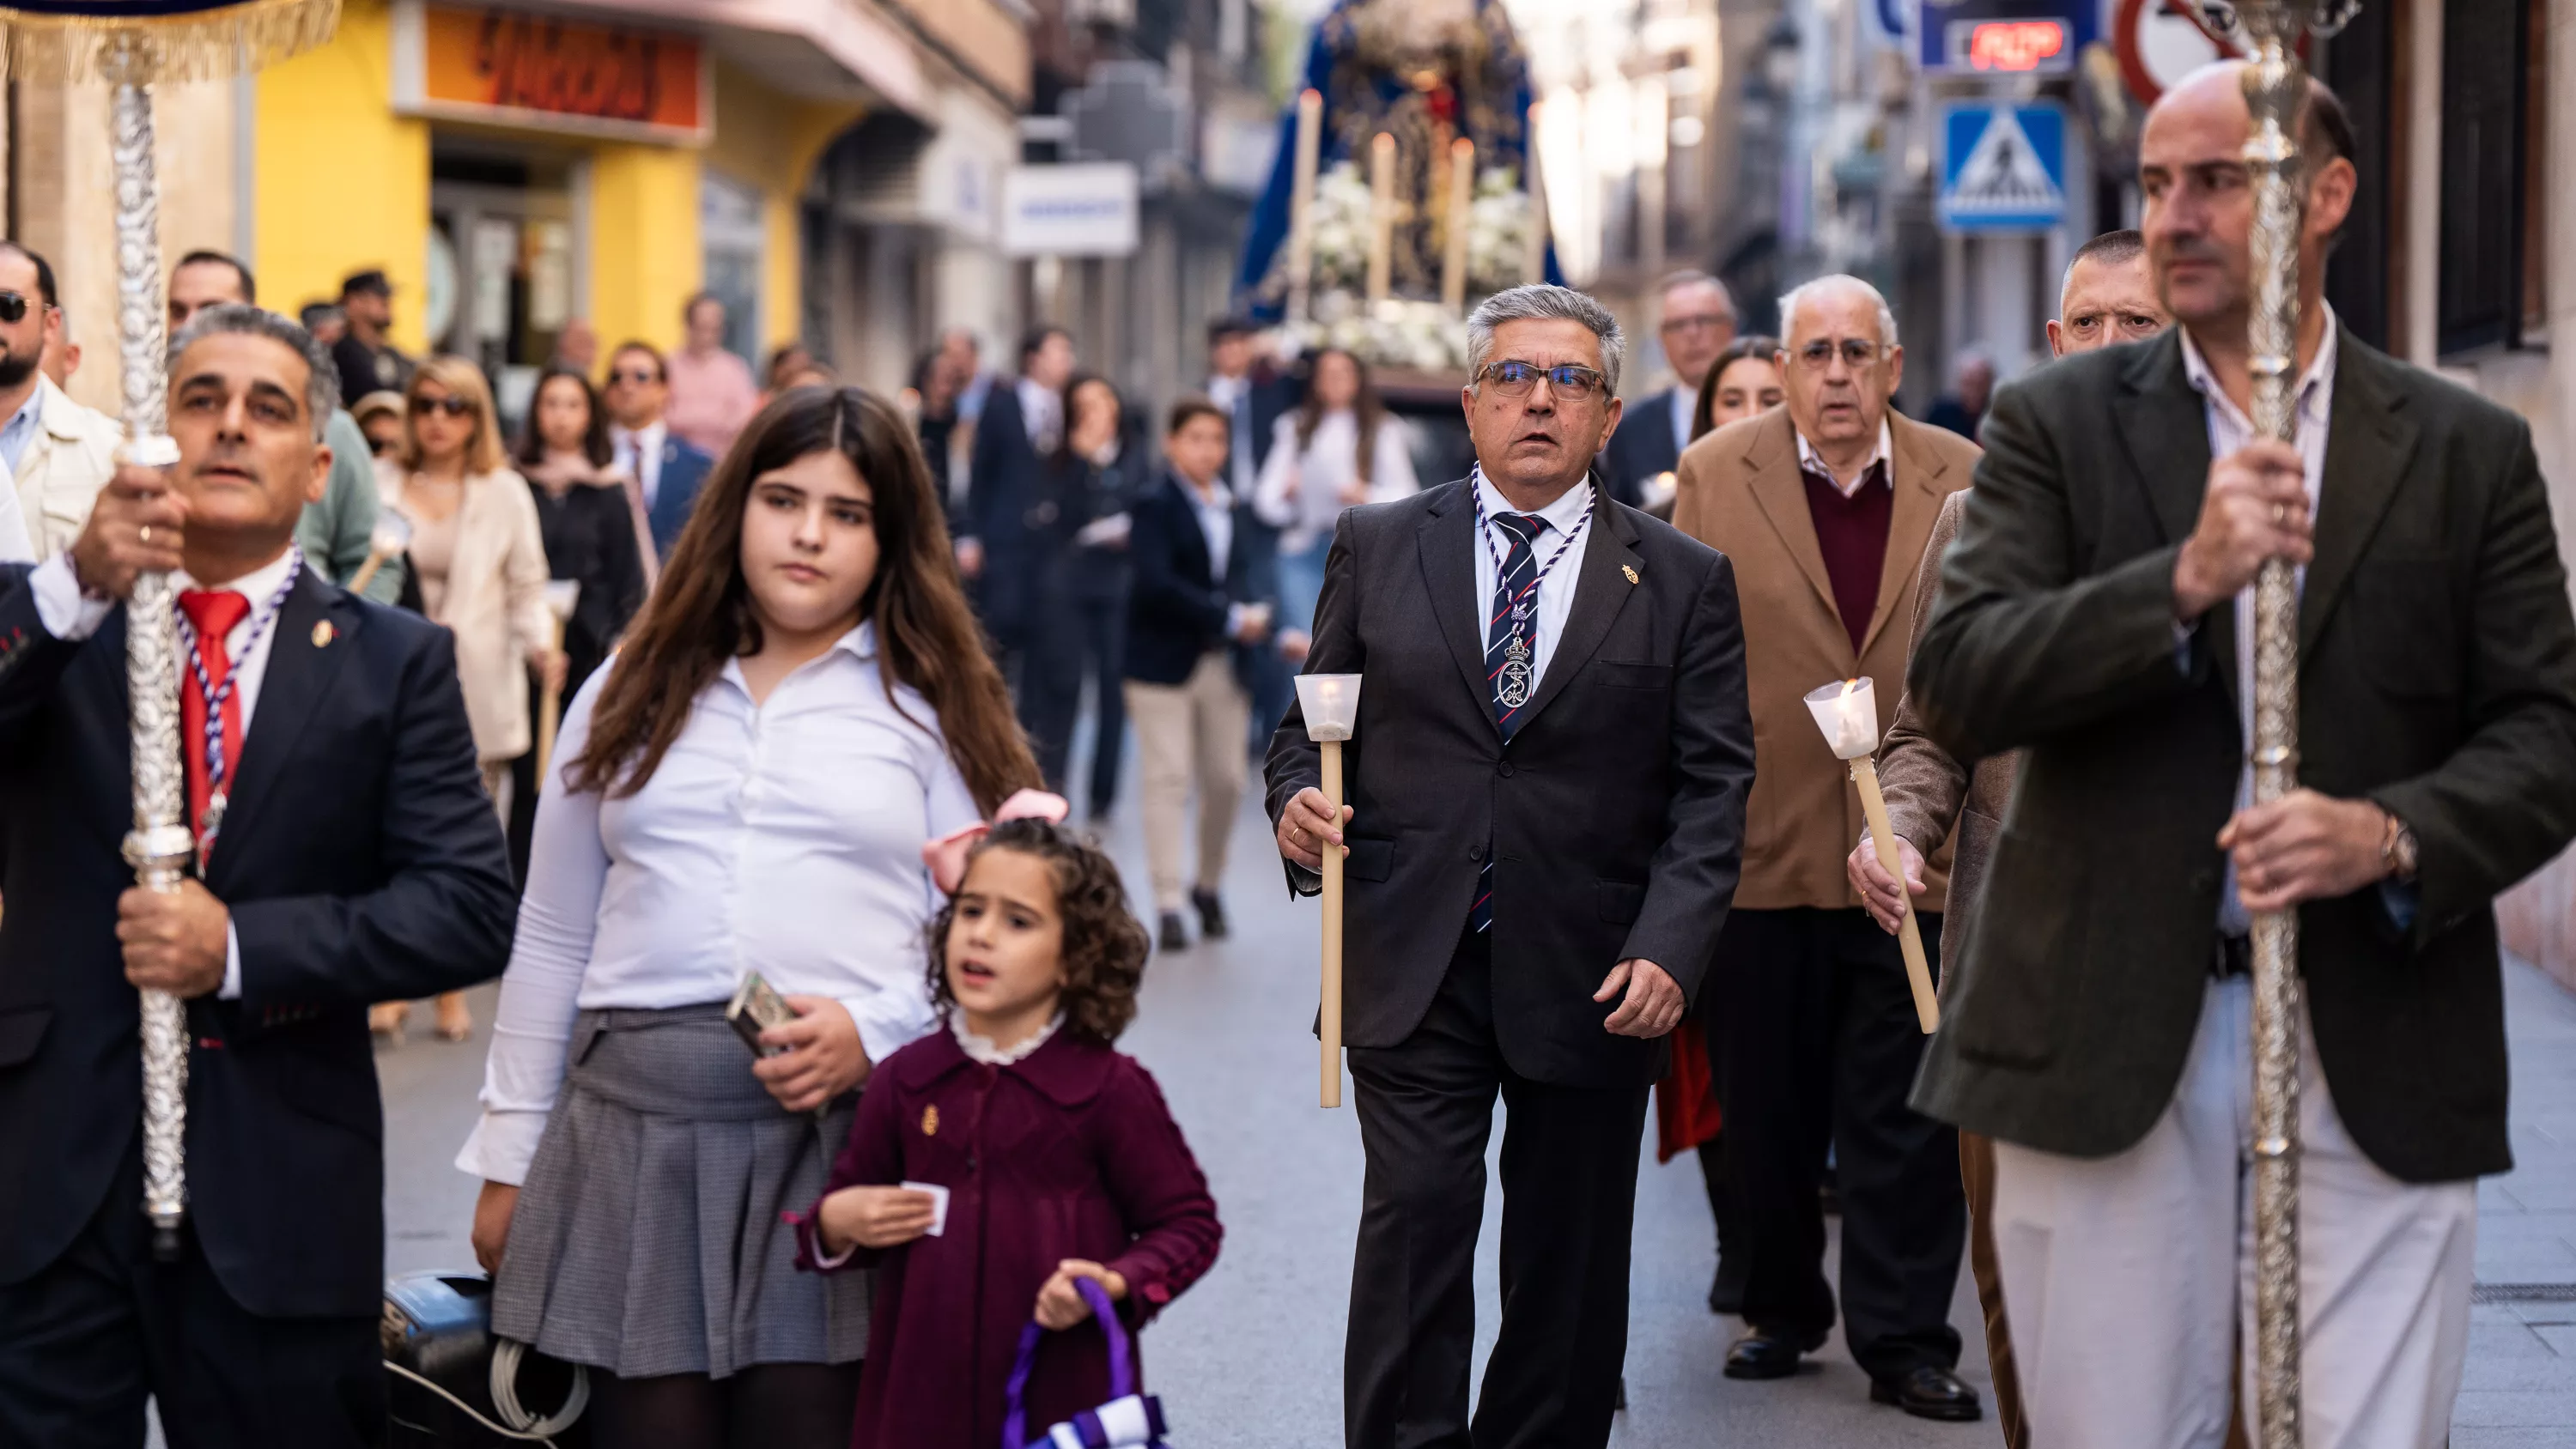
left=1905, top=61, right=2576, bottom=1448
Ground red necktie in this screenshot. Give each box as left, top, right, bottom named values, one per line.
left=177, top=589, right=252, bottom=836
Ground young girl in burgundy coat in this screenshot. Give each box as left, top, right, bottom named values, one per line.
left=793, top=804, right=1223, bottom=1447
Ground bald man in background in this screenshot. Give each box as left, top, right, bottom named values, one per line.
left=1852, top=227, right=2171, bottom=1449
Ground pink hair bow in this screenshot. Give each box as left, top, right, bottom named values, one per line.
left=923, top=789, right=1071, bottom=894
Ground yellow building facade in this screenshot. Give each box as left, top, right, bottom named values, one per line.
left=252, top=0, right=855, bottom=380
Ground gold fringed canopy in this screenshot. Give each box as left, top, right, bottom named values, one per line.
left=0, top=0, right=338, bottom=85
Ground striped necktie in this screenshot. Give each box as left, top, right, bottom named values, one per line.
left=1471, top=512, right=1541, bottom=932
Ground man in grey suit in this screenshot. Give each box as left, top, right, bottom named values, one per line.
left=1907, top=66, right=2576, bottom=1448
left=1267, top=284, right=1754, bottom=1449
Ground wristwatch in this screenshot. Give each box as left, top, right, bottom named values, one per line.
left=2379, top=807, right=2420, bottom=883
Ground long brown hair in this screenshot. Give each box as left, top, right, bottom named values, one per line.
left=568, top=387, right=1036, bottom=812
left=1690, top=334, right=1783, bottom=442
left=1291, top=346, right=1385, bottom=486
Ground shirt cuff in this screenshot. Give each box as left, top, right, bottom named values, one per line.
left=839, top=991, right=934, bottom=1073
left=31, top=554, right=110, bottom=641
left=1224, top=603, right=1248, bottom=639
left=2379, top=879, right=2420, bottom=933
left=2172, top=620, right=2195, bottom=676
left=811, top=1236, right=860, bottom=1270
left=454, top=1112, right=550, bottom=1186
left=218, top=922, right=243, bottom=1001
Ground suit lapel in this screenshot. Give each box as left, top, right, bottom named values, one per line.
left=2300, top=335, right=2419, bottom=658
left=1741, top=410, right=1841, bottom=621
left=1161, top=476, right=1215, bottom=585
left=1856, top=417, right=1953, bottom=658
left=206, top=571, right=357, bottom=886
left=1417, top=482, right=1497, bottom=729
left=1518, top=487, right=1641, bottom=730
left=2113, top=332, right=2232, bottom=712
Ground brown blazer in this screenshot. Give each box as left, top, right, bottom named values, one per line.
left=1672, top=407, right=1979, bottom=912
left=1879, top=489, right=2022, bottom=971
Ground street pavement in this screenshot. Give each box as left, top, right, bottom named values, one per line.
left=375, top=749, right=2576, bottom=1446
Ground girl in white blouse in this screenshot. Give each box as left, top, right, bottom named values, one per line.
left=1252, top=346, right=1417, bottom=660
left=457, top=386, right=1037, bottom=1446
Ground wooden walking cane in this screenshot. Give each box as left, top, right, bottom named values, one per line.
left=1804, top=679, right=1939, bottom=1033
left=1297, top=675, right=1364, bottom=1107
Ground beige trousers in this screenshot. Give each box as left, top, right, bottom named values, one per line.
left=1124, top=652, right=1250, bottom=912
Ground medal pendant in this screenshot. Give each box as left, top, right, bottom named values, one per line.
left=1498, top=633, right=1534, bottom=709
left=196, top=791, right=227, bottom=871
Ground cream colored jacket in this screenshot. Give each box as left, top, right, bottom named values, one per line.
left=378, top=461, right=551, bottom=761
left=12, top=376, right=123, bottom=559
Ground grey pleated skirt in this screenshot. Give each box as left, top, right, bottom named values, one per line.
left=490, top=1003, right=870, bottom=1379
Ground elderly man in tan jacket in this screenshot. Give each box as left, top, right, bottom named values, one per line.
left=1671, top=274, right=1982, bottom=1421
left=1852, top=228, right=2174, bottom=1449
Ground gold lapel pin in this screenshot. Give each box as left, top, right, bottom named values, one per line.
left=1621, top=564, right=1639, bottom=585
left=921, top=1105, right=940, bottom=1137
left=311, top=620, right=336, bottom=648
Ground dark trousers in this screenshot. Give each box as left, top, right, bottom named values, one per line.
left=1710, top=906, right=1965, bottom=1380
left=1344, top=930, right=1649, bottom=1449
left=0, top=1147, right=384, bottom=1449
left=1017, top=580, right=1126, bottom=810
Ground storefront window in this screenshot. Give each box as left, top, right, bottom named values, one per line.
left=430, top=142, right=585, bottom=433
left=702, top=172, right=765, bottom=367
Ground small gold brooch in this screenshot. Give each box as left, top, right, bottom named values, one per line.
left=1621, top=565, right=1639, bottom=585
left=921, top=1105, right=939, bottom=1137
left=311, top=621, right=335, bottom=647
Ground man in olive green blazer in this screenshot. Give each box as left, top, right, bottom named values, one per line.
left=1906, top=67, right=2576, bottom=1449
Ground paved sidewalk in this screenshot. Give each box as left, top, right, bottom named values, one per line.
left=2459, top=957, right=2576, bottom=1446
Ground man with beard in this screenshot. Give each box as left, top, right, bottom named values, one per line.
left=0, top=242, right=122, bottom=561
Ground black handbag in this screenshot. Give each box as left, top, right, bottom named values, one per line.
left=381, top=1270, right=589, bottom=1447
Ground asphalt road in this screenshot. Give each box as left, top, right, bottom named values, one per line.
left=379, top=756, right=1994, bottom=1447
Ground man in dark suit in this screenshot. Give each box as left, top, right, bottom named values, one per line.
left=330, top=269, right=412, bottom=408
left=1597, top=270, right=1736, bottom=510
left=962, top=324, right=1078, bottom=653
left=1126, top=395, right=1278, bottom=951
left=604, top=340, right=715, bottom=559
left=1908, top=68, right=2576, bottom=1447
left=1267, top=283, right=1754, bottom=1449
left=0, top=305, right=518, bottom=1446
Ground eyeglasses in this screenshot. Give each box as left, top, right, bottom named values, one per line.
left=0, top=292, right=39, bottom=324
left=411, top=395, right=475, bottom=418
left=1661, top=313, right=1736, bottom=335
left=609, top=367, right=659, bottom=386
left=1792, top=339, right=1889, bottom=370
left=1478, top=360, right=1608, bottom=400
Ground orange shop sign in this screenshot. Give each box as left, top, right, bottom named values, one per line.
left=392, top=0, right=708, bottom=144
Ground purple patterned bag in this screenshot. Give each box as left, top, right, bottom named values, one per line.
left=1001, top=1276, right=1171, bottom=1449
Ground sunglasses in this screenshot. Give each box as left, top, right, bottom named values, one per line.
left=0, top=291, right=41, bottom=325
left=609, top=367, right=660, bottom=385
left=411, top=395, right=476, bottom=418
left=368, top=437, right=399, bottom=457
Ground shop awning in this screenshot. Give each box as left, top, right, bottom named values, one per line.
left=534, top=0, right=932, bottom=118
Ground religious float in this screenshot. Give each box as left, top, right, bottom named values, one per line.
left=1236, top=0, right=1558, bottom=478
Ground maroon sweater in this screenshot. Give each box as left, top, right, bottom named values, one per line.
left=1800, top=457, right=1893, bottom=654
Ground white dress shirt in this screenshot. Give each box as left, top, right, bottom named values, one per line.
left=1018, top=377, right=1061, bottom=452
left=33, top=544, right=303, bottom=1001
left=1793, top=420, right=1895, bottom=498
left=2179, top=310, right=2339, bottom=936
left=1253, top=409, right=1419, bottom=551
left=1185, top=475, right=1235, bottom=585
left=1208, top=373, right=1256, bottom=495
left=611, top=420, right=669, bottom=511
left=1668, top=386, right=1695, bottom=455
left=456, top=621, right=981, bottom=1185
left=1469, top=468, right=1595, bottom=685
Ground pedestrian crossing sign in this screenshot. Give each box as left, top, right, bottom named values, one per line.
left=1938, top=102, right=2068, bottom=233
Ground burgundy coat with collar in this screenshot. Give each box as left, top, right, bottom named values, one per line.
left=794, top=1025, right=1222, bottom=1448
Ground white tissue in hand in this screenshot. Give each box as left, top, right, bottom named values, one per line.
left=1802, top=677, right=1880, bottom=761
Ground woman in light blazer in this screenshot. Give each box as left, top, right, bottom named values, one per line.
left=371, top=355, right=562, bottom=1043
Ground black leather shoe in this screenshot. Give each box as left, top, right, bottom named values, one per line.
left=1157, top=912, right=1190, bottom=953
left=1870, top=1366, right=1984, bottom=1422
left=1722, top=1327, right=1825, bottom=1379
left=1191, top=888, right=1230, bottom=940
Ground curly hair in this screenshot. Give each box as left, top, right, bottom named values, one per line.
left=925, top=819, right=1151, bottom=1046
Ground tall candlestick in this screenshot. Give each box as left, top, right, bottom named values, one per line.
left=1522, top=101, right=1550, bottom=285
left=1285, top=88, right=1323, bottom=325
left=1366, top=131, right=1396, bottom=306
left=1441, top=137, right=1476, bottom=314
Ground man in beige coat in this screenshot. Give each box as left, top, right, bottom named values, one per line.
left=1671, top=274, right=1982, bottom=1419
left=1853, top=229, right=2174, bottom=1449
left=0, top=245, right=120, bottom=560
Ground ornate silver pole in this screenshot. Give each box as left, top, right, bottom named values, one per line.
left=2206, top=0, right=2355, bottom=1439
left=108, top=76, right=191, bottom=1263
